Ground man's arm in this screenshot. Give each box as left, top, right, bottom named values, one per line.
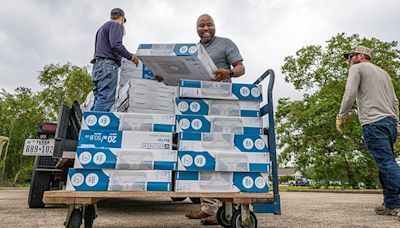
left=109, top=22, right=133, bottom=60
left=338, top=66, right=361, bottom=118
left=212, top=60, right=245, bottom=81
left=231, top=61, right=245, bottom=77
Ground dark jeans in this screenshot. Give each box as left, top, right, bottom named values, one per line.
left=362, top=117, right=400, bottom=208
left=91, top=59, right=118, bottom=112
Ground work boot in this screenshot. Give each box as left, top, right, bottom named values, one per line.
left=185, top=210, right=210, bottom=219
left=201, top=215, right=219, bottom=226
left=374, top=205, right=400, bottom=216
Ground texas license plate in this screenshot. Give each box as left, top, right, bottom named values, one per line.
left=23, top=139, right=55, bottom=156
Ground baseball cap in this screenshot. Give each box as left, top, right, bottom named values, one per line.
left=343, top=45, right=372, bottom=59
left=111, top=8, right=127, bottom=22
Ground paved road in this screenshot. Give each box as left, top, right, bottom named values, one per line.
left=0, top=188, right=399, bottom=227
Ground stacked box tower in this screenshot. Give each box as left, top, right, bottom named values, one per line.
left=66, top=111, right=177, bottom=192
left=174, top=79, right=271, bottom=193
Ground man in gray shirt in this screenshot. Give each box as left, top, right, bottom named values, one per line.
left=197, top=14, right=245, bottom=82
left=184, top=14, right=245, bottom=226
left=337, top=46, right=400, bottom=218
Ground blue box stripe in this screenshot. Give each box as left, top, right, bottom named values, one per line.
left=176, top=171, right=199, bottom=180
left=179, top=133, right=202, bottom=141
left=180, top=80, right=201, bottom=88
left=147, top=182, right=171, bottom=191
left=240, top=110, right=260, bottom=117
left=138, top=44, right=153, bottom=49
left=154, top=161, right=177, bottom=170
left=153, top=124, right=175, bottom=132
left=249, top=163, right=270, bottom=172
left=244, top=127, right=263, bottom=135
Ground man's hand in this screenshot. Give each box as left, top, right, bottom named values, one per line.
left=155, top=75, right=164, bottom=82
left=211, top=68, right=230, bottom=82
left=131, top=54, right=139, bottom=67
left=397, top=123, right=400, bottom=141
left=336, top=116, right=346, bottom=133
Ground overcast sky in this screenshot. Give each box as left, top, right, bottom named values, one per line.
left=1, top=0, right=399, bottom=104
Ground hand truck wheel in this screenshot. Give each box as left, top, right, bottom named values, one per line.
left=216, top=205, right=235, bottom=227
left=231, top=210, right=257, bottom=228
left=84, top=204, right=96, bottom=228
left=66, top=208, right=82, bottom=228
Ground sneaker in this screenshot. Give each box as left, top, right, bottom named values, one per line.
left=374, top=205, right=400, bottom=216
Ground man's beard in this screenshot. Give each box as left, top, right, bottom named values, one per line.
left=122, top=24, right=126, bottom=36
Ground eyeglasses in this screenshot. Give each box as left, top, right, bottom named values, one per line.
left=348, top=53, right=359, bottom=60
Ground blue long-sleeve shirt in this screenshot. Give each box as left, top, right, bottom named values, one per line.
left=91, top=21, right=132, bottom=66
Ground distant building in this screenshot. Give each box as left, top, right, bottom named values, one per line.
left=278, top=167, right=302, bottom=179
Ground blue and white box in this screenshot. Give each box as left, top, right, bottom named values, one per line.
left=175, top=98, right=260, bottom=117
left=67, top=169, right=172, bottom=191
left=78, top=130, right=173, bottom=150
left=74, top=147, right=177, bottom=170
left=179, top=133, right=269, bottom=153
left=175, top=171, right=269, bottom=193
left=179, top=80, right=263, bottom=101
left=119, top=58, right=156, bottom=86
left=177, top=150, right=270, bottom=172
left=82, top=111, right=175, bottom=132
left=113, top=79, right=177, bottom=113
left=176, top=115, right=263, bottom=134
left=136, top=43, right=217, bottom=86
left=114, top=95, right=175, bottom=114
left=127, top=78, right=177, bottom=94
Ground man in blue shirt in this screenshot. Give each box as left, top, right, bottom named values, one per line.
left=90, top=8, right=139, bottom=111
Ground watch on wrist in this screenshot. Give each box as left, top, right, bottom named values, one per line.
left=229, top=69, right=234, bottom=77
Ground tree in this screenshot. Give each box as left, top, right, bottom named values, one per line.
left=0, top=63, right=92, bottom=185
left=276, top=33, right=400, bottom=188
left=0, top=88, right=46, bottom=185
left=37, top=63, right=92, bottom=120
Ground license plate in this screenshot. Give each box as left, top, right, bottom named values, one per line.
left=23, top=139, right=55, bottom=156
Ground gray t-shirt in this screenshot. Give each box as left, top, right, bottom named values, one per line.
left=338, top=62, right=399, bottom=125
left=202, top=36, right=243, bottom=82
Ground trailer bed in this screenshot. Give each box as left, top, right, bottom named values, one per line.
left=43, top=190, right=274, bottom=205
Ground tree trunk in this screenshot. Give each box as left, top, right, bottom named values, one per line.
left=343, top=154, right=358, bottom=189
left=1, top=122, right=13, bottom=183
left=13, top=170, right=21, bottom=186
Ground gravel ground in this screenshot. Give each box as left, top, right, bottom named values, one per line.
left=0, top=188, right=399, bottom=227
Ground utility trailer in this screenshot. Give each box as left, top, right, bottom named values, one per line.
left=24, top=70, right=281, bottom=227
left=29, top=69, right=280, bottom=227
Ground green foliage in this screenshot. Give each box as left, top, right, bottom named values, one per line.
left=37, top=63, right=92, bottom=120
left=0, top=88, right=44, bottom=184
left=0, top=63, right=92, bottom=185
left=277, top=33, right=400, bottom=189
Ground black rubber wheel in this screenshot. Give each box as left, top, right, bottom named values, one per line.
left=171, top=197, right=187, bottom=202
left=28, top=170, right=51, bottom=208
left=231, top=210, right=257, bottom=228
left=189, top=197, right=201, bottom=204
left=216, top=206, right=232, bottom=227
left=84, top=204, right=95, bottom=228
left=67, top=208, right=82, bottom=228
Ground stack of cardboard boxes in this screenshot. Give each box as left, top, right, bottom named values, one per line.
left=66, top=112, right=177, bottom=191
left=119, top=58, right=156, bottom=86
left=174, top=80, right=271, bottom=193
left=68, top=42, right=271, bottom=193
left=111, top=78, right=177, bottom=114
